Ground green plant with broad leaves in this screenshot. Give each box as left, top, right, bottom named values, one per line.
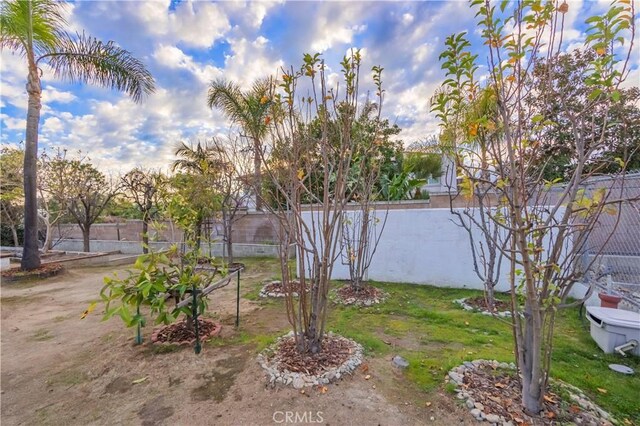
left=100, top=245, right=218, bottom=334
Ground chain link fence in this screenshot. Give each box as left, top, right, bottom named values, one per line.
left=578, top=173, right=640, bottom=311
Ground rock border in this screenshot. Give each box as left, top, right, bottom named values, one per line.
left=454, top=298, right=512, bottom=318
left=330, top=285, right=388, bottom=307
left=446, top=359, right=614, bottom=425
left=150, top=319, right=222, bottom=346
left=259, top=280, right=308, bottom=298
left=257, top=331, right=364, bottom=389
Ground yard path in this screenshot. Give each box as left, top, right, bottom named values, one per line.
left=1, top=265, right=474, bottom=425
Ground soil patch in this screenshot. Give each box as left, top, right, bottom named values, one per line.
left=137, top=396, right=175, bottom=426
left=333, top=283, right=386, bottom=306
left=151, top=319, right=221, bottom=345
left=190, top=351, right=250, bottom=402
left=105, top=376, right=133, bottom=394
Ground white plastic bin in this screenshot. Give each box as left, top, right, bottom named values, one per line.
left=586, top=306, right=640, bottom=356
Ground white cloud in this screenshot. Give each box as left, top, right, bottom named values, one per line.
left=135, top=0, right=231, bottom=48
left=42, top=86, right=77, bottom=104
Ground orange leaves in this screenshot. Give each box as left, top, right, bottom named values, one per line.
left=543, top=394, right=557, bottom=404
left=264, top=116, right=271, bottom=125
left=468, top=123, right=479, bottom=137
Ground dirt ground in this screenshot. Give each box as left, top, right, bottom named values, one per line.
left=1, top=264, right=475, bottom=426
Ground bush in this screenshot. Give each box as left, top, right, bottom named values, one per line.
left=0, top=225, right=24, bottom=247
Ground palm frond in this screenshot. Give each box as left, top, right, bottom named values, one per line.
left=207, top=79, right=254, bottom=126
left=1, top=0, right=67, bottom=55
left=38, top=32, right=155, bottom=103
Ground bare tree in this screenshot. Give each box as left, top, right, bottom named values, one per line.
left=45, top=152, right=119, bottom=252
left=120, top=168, right=165, bottom=254
left=257, top=51, right=388, bottom=353
left=340, top=96, right=390, bottom=293
left=38, top=149, right=71, bottom=253
left=432, top=0, right=636, bottom=415
left=210, top=136, right=252, bottom=265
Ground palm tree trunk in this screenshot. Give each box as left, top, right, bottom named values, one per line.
left=254, top=138, right=262, bottom=211
left=21, top=61, right=43, bottom=271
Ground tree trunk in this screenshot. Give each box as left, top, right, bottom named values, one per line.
left=11, top=225, right=19, bottom=249
left=226, top=228, right=233, bottom=264
left=520, top=307, right=544, bottom=414
left=142, top=219, right=149, bottom=254
left=253, top=137, right=262, bottom=211
left=43, top=220, right=52, bottom=254
left=82, top=226, right=91, bottom=252
left=21, top=62, right=43, bottom=270
left=485, top=281, right=495, bottom=311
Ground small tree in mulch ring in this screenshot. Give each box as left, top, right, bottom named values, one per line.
left=1, top=262, right=64, bottom=282
left=99, top=244, right=224, bottom=346
left=336, top=99, right=396, bottom=307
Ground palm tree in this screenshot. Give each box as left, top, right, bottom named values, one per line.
left=172, top=140, right=225, bottom=250
left=1, top=0, right=155, bottom=270
left=207, top=78, right=271, bottom=211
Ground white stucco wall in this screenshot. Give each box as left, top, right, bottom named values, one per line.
left=299, top=207, right=577, bottom=295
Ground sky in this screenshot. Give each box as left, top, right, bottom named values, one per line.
left=1, top=0, right=638, bottom=173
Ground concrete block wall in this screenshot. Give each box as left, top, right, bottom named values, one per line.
left=54, top=239, right=293, bottom=258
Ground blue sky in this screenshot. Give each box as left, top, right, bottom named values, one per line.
left=1, top=0, right=638, bottom=173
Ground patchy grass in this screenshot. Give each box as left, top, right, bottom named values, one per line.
left=121, top=257, right=638, bottom=422
left=322, top=280, right=640, bottom=422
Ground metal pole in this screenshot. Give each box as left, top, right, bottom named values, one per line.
left=135, top=304, right=142, bottom=345
left=235, top=269, right=241, bottom=328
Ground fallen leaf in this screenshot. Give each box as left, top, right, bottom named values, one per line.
left=319, top=386, right=328, bottom=394
left=364, top=374, right=371, bottom=380
left=425, top=402, right=432, bottom=407
left=543, top=394, right=556, bottom=404
left=495, top=382, right=506, bottom=389
left=623, top=419, right=632, bottom=425
left=300, top=390, right=305, bottom=395
left=464, top=321, right=470, bottom=326
left=569, top=405, right=581, bottom=414
left=597, top=387, right=608, bottom=394
left=360, top=364, right=369, bottom=373
left=80, top=302, right=97, bottom=319
left=132, top=377, right=148, bottom=384
left=546, top=411, right=556, bottom=419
